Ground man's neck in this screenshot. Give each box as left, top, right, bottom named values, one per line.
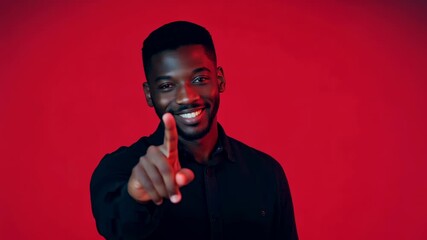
left=179, top=123, right=219, bottom=164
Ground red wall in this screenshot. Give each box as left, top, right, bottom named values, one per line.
left=1, top=1, right=426, bottom=239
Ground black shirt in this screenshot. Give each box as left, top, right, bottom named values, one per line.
left=90, top=124, right=298, bottom=240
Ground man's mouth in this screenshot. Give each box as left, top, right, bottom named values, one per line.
left=179, top=109, right=203, bottom=119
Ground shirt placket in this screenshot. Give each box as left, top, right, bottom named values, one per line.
left=204, top=150, right=223, bottom=240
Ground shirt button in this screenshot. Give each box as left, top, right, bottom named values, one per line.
left=260, top=210, right=266, bottom=217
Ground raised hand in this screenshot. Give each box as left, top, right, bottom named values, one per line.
left=127, top=113, right=195, bottom=205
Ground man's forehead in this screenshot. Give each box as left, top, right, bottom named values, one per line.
left=149, top=45, right=214, bottom=73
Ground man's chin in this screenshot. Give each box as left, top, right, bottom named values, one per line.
left=177, top=124, right=211, bottom=141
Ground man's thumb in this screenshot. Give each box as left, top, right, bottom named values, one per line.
left=175, top=168, right=195, bottom=187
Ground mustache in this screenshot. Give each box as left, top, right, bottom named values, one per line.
left=168, top=103, right=207, bottom=114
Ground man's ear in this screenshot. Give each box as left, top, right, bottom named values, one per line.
left=217, top=66, right=226, bottom=93
left=142, top=82, right=154, bottom=107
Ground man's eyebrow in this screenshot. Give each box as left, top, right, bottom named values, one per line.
left=193, top=67, right=211, bottom=74
left=154, top=76, right=171, bottom=82
left=154, top=67, right=211, bottom=82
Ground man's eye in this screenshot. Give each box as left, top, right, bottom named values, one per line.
left=193, top=76, right=208, bottom=84
left=158, top=83, right=173, bottom=90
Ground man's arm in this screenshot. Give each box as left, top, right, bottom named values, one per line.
left=273, top=163, right=299, bottom=240
left=90, top=113, right=194, bottom=239
left=90, top=152, right=163, bottom=240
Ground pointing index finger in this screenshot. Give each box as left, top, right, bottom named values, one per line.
left=162, top=113, right=178, bottom=159
left=162, top=113, right=182, bottom=202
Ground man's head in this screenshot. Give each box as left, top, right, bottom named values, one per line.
left=142, top=21, right=217, bottom=77
left=142, top=21, right=225, bottom=141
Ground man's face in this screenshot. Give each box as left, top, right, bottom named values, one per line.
left=144, top=44, right=225, bottom=141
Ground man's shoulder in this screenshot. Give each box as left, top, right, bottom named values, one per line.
left=104, top=135, right=151, bottom=160
left=225, top=135, right=290, bottom=187
left=104, top=124, right=164, bottom=161
left=93, top=135, right=153, bottom=174
left=226, top=136, right=284, bottom=170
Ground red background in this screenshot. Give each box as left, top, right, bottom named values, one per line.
left=1, top=1, right=426, bottom=239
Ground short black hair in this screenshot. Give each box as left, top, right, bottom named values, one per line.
left=142, top=21, right=217, bottom=77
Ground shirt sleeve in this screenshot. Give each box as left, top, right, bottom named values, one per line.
left=273, top=162, right=299, bottom=240
left=90, top=150, right=164, bottom=240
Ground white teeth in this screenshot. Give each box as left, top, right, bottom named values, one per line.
left=180, top=110, right=202, bottom=119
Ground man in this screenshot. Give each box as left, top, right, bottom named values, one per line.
left=90, top=21, right=298, bottom=240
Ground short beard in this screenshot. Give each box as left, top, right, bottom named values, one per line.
left=177, top=117, right=213, bottom=141
left=177, top=96, right=220, bottom=141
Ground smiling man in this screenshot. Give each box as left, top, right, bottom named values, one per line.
left=90, top=21, right=298, bottom=240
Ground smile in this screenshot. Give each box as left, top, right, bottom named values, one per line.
left=179, top=109, right=203, bottom=119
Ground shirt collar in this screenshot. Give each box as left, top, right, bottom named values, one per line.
left=217, top=124, right=236, bottom=162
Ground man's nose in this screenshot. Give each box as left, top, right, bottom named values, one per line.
left=176, top=83, right=199, bottom=105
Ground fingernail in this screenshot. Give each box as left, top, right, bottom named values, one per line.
left=170, top=194, right=181, bottom=203
left=155, top=199, right=163, bottom=205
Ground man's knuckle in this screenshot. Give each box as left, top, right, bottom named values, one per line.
left=139, top=155, right=147, bottom=164
left=147, top=145, right=156, bottom=154
left=150, top=175, right=163, bottom=186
